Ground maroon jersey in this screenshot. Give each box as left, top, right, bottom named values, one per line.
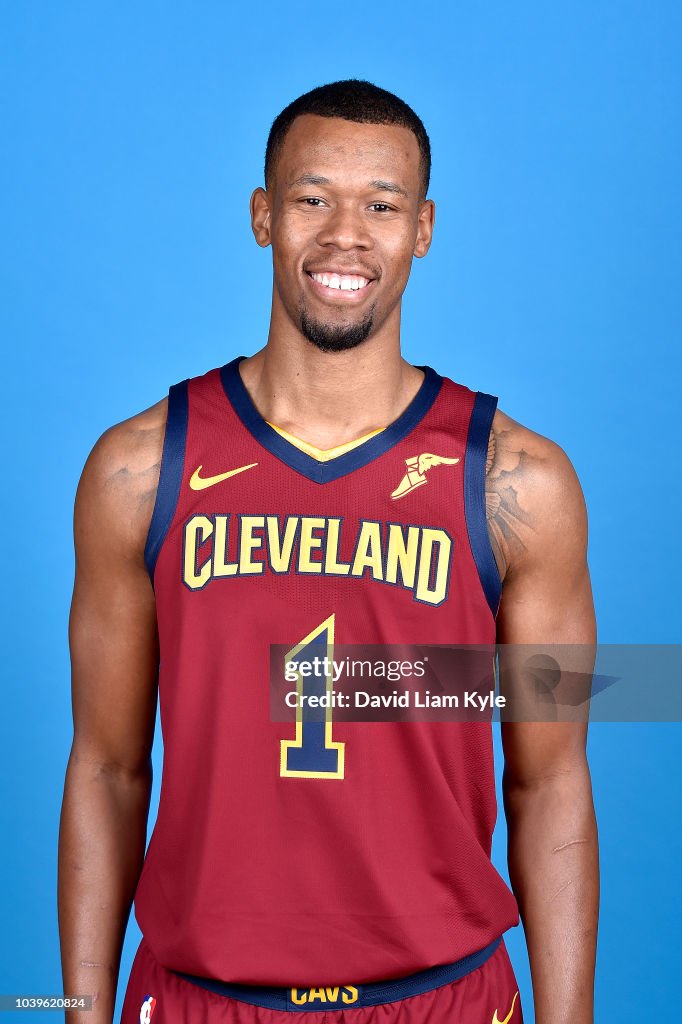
left=133, top=356, right=519, bottom=986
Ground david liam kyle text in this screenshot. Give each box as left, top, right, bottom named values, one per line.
left=284, top=689, right=506, bottom=711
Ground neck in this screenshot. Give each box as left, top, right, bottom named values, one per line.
left=238, top=325, right=424, bottom=451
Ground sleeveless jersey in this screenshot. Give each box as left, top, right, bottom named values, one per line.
left=133, top=355, right=520, bottom=986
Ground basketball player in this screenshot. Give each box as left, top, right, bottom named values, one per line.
left=59, top=80, right=598, bottom=1024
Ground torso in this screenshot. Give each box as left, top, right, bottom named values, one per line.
left=128, top=357, right=520, bottom=984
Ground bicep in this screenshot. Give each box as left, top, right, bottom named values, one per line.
left=496, top=437, right=596, bottom=785
left=68, top=428, right=161, bottom=776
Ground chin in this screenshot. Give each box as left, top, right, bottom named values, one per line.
left=300, top=309, right=375, bottom=354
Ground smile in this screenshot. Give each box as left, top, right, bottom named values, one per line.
left=305, top=271, right=376, bottom=301
left=309, top=271, right=370, bottom=290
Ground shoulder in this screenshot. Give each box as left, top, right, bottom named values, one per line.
left=485, top=407, right=588, bottom=582
left=74, top=398, right=168, bottom=561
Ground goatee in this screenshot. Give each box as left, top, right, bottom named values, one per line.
left=300, top=307, right=375, bottom=353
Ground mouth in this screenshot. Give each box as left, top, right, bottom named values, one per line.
left=304, top=268, right=377, bottom=302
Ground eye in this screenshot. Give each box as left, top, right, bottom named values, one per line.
left=369, top=203, right=394, bottom=213
left=300, top=197, right=326, bottom=206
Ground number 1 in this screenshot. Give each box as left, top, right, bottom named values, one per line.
left=280, top=613, right=345, bottom=779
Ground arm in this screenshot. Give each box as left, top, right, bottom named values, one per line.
left=58, top=400, right=166, bottom=1024
left=487, top=411, right=599, bottom=1024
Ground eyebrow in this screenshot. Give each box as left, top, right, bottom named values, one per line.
left=287, top=174, right=409, bottom=199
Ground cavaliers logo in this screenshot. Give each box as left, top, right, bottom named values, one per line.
left=391, top=453, right=460, bottom=500
left=289, top=986, right=359, bottom=1007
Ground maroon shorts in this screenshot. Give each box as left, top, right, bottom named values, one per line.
left=121, top=936, right=523, bottom=1024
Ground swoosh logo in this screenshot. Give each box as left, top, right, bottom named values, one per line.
left=189, top=463, right=258, bottom=490
left=492, top=991, right=518, bottom=1024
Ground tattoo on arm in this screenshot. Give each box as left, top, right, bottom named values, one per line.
left=485, top=424, right=536, bottom=580
left=137, top=462, right=161, bottom=515
left=107, top=422, right=163, bottom=521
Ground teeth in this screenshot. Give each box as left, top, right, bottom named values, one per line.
left=310, top=272, right=370, bottom=291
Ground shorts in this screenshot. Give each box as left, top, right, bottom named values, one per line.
left=121, top=936, right=523, bottom=1024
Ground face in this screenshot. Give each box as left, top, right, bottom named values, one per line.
left=251, top=115, right=435, bottom=353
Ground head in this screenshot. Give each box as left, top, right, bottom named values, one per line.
left=251, top=79, right=435, bottom=354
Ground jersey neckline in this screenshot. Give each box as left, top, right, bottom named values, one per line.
left=219, top=355, right=443, bottom=484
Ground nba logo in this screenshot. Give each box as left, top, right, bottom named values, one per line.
left=139, top=995, right=157, bottom=1024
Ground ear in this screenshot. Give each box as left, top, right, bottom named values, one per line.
left=250, top=187, right=272, bottom=247
left=414, top=198, right=435, bottom=259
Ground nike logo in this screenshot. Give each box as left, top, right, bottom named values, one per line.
left=189, top=463, right=258, bottom=490
left=492, top=991, right=518, bottom=1024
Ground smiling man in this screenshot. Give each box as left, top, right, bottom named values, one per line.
left=59, top=80, right=598, bottom=1024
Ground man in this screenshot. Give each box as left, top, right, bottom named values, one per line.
left=59, top=80, right=598, bottom=1024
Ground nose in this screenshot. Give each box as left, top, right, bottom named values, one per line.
left=315, top=201, right=372, bottom=251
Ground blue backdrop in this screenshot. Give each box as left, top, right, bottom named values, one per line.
left=1, top=4, right=679, bottom=1021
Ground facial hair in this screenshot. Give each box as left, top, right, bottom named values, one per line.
left=299, top=304, right=375, bottom=353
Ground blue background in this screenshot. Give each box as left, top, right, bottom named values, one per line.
left=1, top=3, right=680, bottom=1021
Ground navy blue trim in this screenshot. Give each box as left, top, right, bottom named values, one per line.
left=464, top=392, right=502, bottom=617
left=143, top=379, right=189, bottom=583
left=220, top=356, right=443, bottom=485
left=171, top=936, right=501, bottom=1010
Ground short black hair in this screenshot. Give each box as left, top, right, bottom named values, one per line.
left=264, top=79, right=431, bottom=202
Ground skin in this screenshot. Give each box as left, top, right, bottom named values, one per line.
left=59, top=113, right=598, bottom=1024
